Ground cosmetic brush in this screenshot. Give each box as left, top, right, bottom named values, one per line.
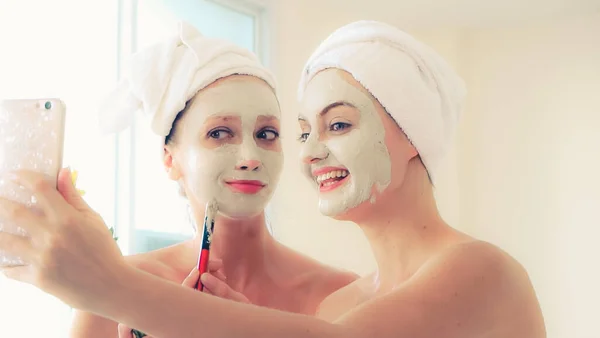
left=195, top=199, right=219, bottom=290
left=131, top=200, right=218, bottom=338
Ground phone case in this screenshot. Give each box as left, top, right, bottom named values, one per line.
left=0, top=98, right=66, bottom=266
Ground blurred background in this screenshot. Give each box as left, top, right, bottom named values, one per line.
left=0, top=0, right=598, bottom=337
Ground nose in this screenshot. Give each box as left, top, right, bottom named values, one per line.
left=236, top=159, right=261, bottom=171
left=303, top=153, right=328, bottom=164
left=300, top=137, right=329, bottom=164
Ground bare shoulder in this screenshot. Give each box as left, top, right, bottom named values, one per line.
left=125, top=251, right=171, bottom=278
left=298, top=262, right=359, bottom=316
left=125, top=247, right=189, bottom=282
left=288, top=248, right=358, bottom=292
left=424, top=241, right=543, bottom=308
left=315, top=274, right=370, bottom=322
left=421, top=240, right=543, bottom=336
left=422, top=240, right=533, bottom=293
left=274, top=241, right=359, bottom=286
left=336, top=240, right=546, bottom=338
left=415, top=240, right=545, bottom=336
left=310, top=262, right=359, bottom=292
left=273, top=242, right=359, bottom=312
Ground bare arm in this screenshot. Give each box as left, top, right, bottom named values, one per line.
left=103, top=267, right=346, bottom=338
left=93, top=242, right=535, bottom=338
left=68, top=256, right=179, bottom=338
left=0, top=170, right=542, bottom=338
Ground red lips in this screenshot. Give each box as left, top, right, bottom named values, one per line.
left=225, top=180, right=265, bottom=194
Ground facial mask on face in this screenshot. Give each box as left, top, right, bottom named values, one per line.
left=300, top=71, right=391, bottom=217
left=179, top=78, right=283, bottom=219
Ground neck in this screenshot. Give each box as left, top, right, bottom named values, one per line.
left=190, top=207, right=274, bottom=291
left=355, top=167, right=450, bottom=290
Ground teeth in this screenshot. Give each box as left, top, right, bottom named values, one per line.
left=315, top=170, right=349, bottom=184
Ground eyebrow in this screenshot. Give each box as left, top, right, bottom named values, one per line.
left=204, top=115, right=239, bottom=122
left=257, top=115, right=278, bottom=121
left=298, top=101, right=356, bottom=121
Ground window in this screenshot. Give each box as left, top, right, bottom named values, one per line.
left=0, top=0, right=266, bottom=336
left=128, top=0, right=264, bottom=254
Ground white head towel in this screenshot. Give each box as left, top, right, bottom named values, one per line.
left=298, top=20, right=466, bottom=185
left=97, top=21, right=277, bottom=139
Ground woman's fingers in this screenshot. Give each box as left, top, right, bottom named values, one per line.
left=183, top=259, right=226, bottom=287
left=0, top=197, right=44, bottom=236
left=0, top=169, right=126, bottom=313
left=181, top=267, right=201, bottom=288
left=117, top=323, right=134, bottom=338
left=212, top=269, right=227, bottom=281
left=0, top=232, right=34, bottom=265
left=208, top=258, right=223, bottom=272
left=206, top=258, right=227, bottom=280
left=0, top=264, right=32, bottom=284
left=57, top=168, right=92, bottom=212
left=5, top=170, right=70, bottom=218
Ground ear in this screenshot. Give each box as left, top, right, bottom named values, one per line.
left=164, top=145, right=183, bottom=181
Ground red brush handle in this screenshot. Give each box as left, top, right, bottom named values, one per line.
left=196, top=248, right=210, bottom=291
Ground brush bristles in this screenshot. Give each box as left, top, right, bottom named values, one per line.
left=205, top=199, right=219, bottom=219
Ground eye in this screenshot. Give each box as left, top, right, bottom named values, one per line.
left=297, top=133, right=309, bottom=143
left=257, top=128, right=279, bottom=141
left=208, top=128, right=232, bottom=140
left=330, top=122, right=351, bottom=132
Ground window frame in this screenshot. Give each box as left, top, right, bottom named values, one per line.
left=113, top=0, right=271, bottom=255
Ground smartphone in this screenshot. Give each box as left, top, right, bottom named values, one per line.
left=0, top=98, right=66, bottom=266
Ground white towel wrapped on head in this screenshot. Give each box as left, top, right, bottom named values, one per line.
left=298, top=20, right=466, bottom=185
left=98, top=21, right=277, bottom=140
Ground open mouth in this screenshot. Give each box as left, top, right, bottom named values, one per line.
left=314, top=169, right=349, bottom=192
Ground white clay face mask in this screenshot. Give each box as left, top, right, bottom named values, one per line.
left=299, top=70, right=392, bottom=217
left=178, top=78, right=283, bottom=219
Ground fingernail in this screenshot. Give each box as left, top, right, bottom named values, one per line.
left=70, top=169, right=79, bottom=185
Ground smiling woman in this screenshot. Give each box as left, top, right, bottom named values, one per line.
left=298, top=70, right=392, bottom=217
left=163, top=75, right=283, bottom=219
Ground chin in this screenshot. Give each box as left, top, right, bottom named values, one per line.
left=330, top=207, right=364, bottom=222
left=217, top=200, right=267, bottom=220
left=319, top=196, right=377, bottom=223
left=214, top=190, right=272, bottom=219
left=218, top=207, right=264, bottom=220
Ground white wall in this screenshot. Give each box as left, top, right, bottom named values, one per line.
left=457, top=15, right=600, bottom=338
left=263, top=1, right=600, bottom=337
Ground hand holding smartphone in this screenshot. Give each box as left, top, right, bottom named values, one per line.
left=0, top=98, right=66, bottom=267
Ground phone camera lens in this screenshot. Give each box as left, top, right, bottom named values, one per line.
left=44, top=101, right=52, bottom=110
